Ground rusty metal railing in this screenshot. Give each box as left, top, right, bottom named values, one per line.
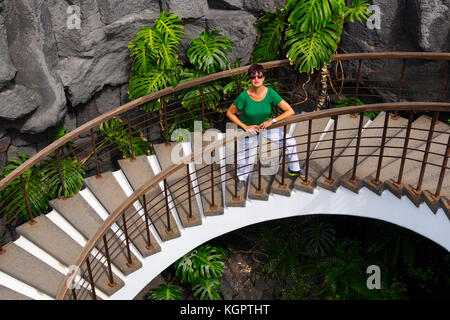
left=55, top=102, right=449, bottom=300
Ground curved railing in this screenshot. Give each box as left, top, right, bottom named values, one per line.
left=54, top=102, right=450, bottom=300
left=0, top=52, right=447, bottom=298
left=0, top=52, right=448, bottom=239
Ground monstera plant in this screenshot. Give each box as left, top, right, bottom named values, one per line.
left=179, top=29, right=232, bottom=114
left=128, top=11, right=184, bottom=112
left=252, top=0, right=371, bottom=109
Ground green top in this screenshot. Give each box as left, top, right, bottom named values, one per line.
left=233, top=87, right=283, bottom=126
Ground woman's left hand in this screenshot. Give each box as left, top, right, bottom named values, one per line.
left=259, top=120, right=272, bottom=130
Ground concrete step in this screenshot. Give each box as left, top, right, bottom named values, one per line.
left=290, top=116, right=332, bottom=192
left=333, top=112, right=408, bottom=181
left=339, top=115, right=441, bottom=193
left=153, top=143, right=203, bottom=227
left=50, top=193, right=142, bottom=276
left=0, top=242, right=66, bottom=299
left=0, top=284, right=32, bottom=300
left=291, top=114, right=332, bottom=164
left=224, top=164, right=248, bottom=207
left=364, top=117, right=449, bottom=198
left=118, top=155, right=182, bottom=242
left=85, top=172, right=178, bottom=254
left=16, top=215, right=125, bottom=296
left=190, top=131, right=225, bottom=216
left=314, top=114, right=370, bottom=191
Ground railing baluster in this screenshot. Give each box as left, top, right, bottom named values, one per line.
left=126, top=111, right=135, bottom=159
left=186, top=165, right=193, bottom=218
left=164, top=179, right=172, bottom=232
left=210, top=162, right=216, bottom=211
left=438, top=60, right=448, bottom=102
left=142, top=194, right=153, bottom=249
left=372, top=112, right=390, bottom=184
left=233, top=136, right=239, bottom=201
left=280, top=125, right=288, bottom=187
left=201, top=85, right=205, bottom=134
left=354, top=59, right=362, bottom=104
left=414, top=111, right=439, bottom=193
left=90, top=128, right=101, bottom=177
left=85, top=258, right=97, bottom=300
left=20, top=174, right=35, bottom=224
left=394, top=111, right=414, bottom=187
left=326, top=117, right=338, bottom=183
left=302, top=120, right=312, bottom=184
left=122, top=214, right=134, bottom=267
left=71, top=289, right=77, bottom=300
left=395, top=59, right=407, bottom=118
left=433, top=133, right=450, bottom=199
left=55, top=149, right=66, bottom=197
left=350, top=113, right=365, bottom=182
left=102, top=235, right=116, bottom=287
left=162, top=96, right=169, bottom=143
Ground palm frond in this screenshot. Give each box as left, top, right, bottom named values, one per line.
left=252, top=9, right=286, bottom=63
left=187, top=30, right=232, bottom=74
left=285, top=22, right=339, bottom=73
left=147, top=284, right=183, bottom=300
left=286, top=0, right=333, bottom=32
left=192, top=278, right=222, bottom=300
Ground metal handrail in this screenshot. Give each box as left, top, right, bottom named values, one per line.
left=56, top=102, right=450, bottom=299
left=1, top=52, right=449, bottom=191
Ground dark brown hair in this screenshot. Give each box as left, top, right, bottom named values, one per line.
left=248, top=64, right=265, bottom=78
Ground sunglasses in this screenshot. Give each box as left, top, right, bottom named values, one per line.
left=249, top=74, right=264, bottom=80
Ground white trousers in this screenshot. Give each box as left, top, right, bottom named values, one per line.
left=236, top=127, right=301, bottom=181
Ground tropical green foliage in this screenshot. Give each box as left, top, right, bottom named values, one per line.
left=179, top=30, right=232, bottom=114
left=147, top=284, right=183, bottom=300
left=174, top=244, right=226, bottom=283
left=302, top=221, right=336, bottom=257
left=0, top=153, right=49, bottom=221
left=252, top=9, right=286, bottom=63
left=333, top=96, right=379, bottom=120
left=40, top=153, right=85, bottom=199
left=99, top=117, right=151, bottom=158
left=260, top=230, right=302, bottom=284
left=192, top=277, right=222, bottom=300
left=128, top=11, right=184, bottom=111
left=252, top=0, right=370, bottom=73
left=187, top=30, right=232, bottom=74
left=173, top=244, right=228, bottom=300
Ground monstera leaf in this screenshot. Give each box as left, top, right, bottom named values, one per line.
left=187, top=29, right=232, bottom=74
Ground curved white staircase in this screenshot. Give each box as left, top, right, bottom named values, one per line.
left=0, top=112, right=449, bottom=300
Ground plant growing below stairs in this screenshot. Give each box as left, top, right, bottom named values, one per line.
left=148, top=244, right=229, bottom=300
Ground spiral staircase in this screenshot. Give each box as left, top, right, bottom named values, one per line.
left=0, top=53, right=448, bottom=300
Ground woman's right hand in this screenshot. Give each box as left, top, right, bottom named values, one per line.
left=243, top=125, right=259, bottom=135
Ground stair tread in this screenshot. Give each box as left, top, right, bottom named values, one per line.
left=0, top=243, right=64, bottom=298
left=190, top=131, right=225, bottom=216
left=118, top=156, right=182, bottom=241
left=50, top=193, right=142, bottom=276
left=0, top=284, right=33, bottom=300
left=224, top=165, right=248, bottom=207
left=153, top=143, right=204, bottom=226
left=331, top=112, right=409, bottom=178
left=15, top=215, right=125, bottom=296
left=309, top=114, right=370, bottom=177
left=344, top=115, right=436, bottom=180
left=291, top=114, right=332, bottom=163
left=363, top=118, right=450, bottom=184
left=85, top=171, right=178, bottom=252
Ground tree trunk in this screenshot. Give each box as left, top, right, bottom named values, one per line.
left=317, top=66, right=329, bottom=110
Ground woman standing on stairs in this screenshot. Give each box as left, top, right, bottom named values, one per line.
left=226, top=64, right=304, bottom=190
